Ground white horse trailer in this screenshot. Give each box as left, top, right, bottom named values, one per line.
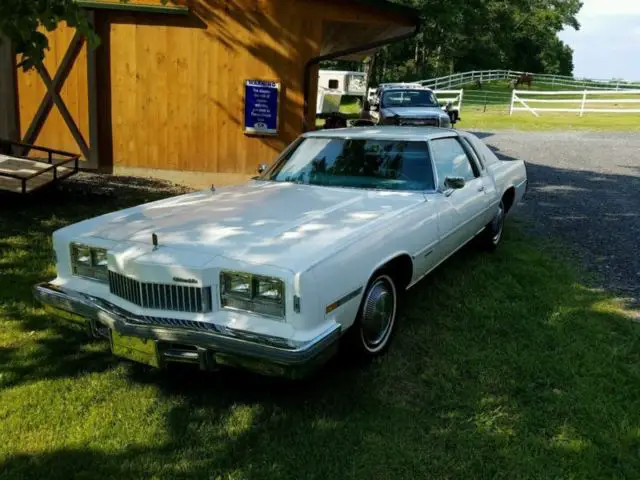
left=316, top=70, right=367, bottom=116
left=318, top=70, right=367, bottom=95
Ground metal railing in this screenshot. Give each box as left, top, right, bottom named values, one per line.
left=0, top=138, right=80, bottom=194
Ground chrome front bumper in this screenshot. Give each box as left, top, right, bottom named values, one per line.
left=34, top=282, right=341, bottom=378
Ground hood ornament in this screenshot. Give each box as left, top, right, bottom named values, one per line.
left=211, top=184, right=216, bottom=192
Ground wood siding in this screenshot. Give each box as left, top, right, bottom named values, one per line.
left=15, top=24, right=90, bottom=159
left=13, top=0, right=414, bottom=173
left=105, top=0, right=322, bottom=173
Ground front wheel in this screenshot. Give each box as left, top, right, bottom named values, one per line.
left=479, top=199, right=505, bottom=251
left=343, top=273, right=398, bottom=360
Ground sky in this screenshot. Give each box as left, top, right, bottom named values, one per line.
left=557, top=0, right=640, bottom=80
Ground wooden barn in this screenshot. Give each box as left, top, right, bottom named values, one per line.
left=0, top=0, right=418, bottom=186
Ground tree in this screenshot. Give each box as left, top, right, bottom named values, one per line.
left=0, top=0, right=99, bottom=70
left=346, top=0, right=583, bottom=83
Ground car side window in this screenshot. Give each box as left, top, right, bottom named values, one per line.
left=430, top=137, right=479, bottom=189
left=461, top=137, right=485, bottom=171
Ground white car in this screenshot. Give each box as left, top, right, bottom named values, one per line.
left=35, top=127, right=527, bottom=378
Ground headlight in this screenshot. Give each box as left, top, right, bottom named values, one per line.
left=223, top=272, right=251, bottom=296
left=92, top=248, right=108, bottom=267
left=70, top=243, right=108, bottom=283
left=73, top=244, right=91, bottom=265
left=220, top=271, right=285, bottom=319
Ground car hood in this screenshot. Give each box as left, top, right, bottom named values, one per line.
left=381, top=106, right=445, bottom=118
left=83, top=181, right=424, bottom=271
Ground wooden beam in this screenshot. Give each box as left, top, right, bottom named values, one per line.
left=21, top=31, right=85, bottom=146
left=85, top=10, right=100, bottom=168
left=36, top=63, right=91, bottom=160
left=0, top=36, right=19, bottom=141
left=77, top=1, right=189, bottom=15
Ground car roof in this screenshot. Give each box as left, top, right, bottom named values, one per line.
left=379, top=83, right=433, bottom=92
left=303, top=126, right=458, bottom=141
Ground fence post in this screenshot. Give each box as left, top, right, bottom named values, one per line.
left=509, top=89, right=515, bottom=116
left=580, top=90, right=587, bottom=117
left=458, top=88, right=464, bottom=112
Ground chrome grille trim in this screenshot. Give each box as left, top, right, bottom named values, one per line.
left=108, top=271, right=212, bottom=313
left=127, top=315, right=295, bottom=349
left=397, top=117, right=439, bottom=127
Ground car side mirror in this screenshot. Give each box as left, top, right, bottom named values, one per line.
left=444, top=176, right=465, bottom=192
left=257, top=164, right=269, bottom=174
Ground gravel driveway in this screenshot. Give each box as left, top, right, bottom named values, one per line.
left=472, top=130, right=640, bottom=298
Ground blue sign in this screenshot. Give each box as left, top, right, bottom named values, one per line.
left=244, top=80, right=280, bottom=135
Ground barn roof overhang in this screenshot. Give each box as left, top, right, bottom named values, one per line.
left=303, top=0, right=420, bottom=129
left=321, top=0, right=420, bottom=61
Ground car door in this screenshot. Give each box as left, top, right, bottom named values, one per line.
left=459, top=134, right=499, bottom=225
left=429, top=136, right=490, bottom=257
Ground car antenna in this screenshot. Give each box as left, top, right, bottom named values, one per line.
left=152, top=233, right=159, bottom=250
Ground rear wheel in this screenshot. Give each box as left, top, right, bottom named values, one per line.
left=344, top=273, right=398, bottom=359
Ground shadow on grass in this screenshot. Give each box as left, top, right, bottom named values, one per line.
left=0, top=175, right=189, bottom=390
left=1, top=175, right=639, bottom=479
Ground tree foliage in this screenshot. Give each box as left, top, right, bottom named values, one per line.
left=334, top=0, right=583, bottom=84
left=0, top=0, right=99, bottom=70
left=2, top=0, right=580, bottom=77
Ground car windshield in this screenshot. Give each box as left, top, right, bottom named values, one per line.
left=382, top=89, right=439, bottom=108
left=263, top=137, right=435, bottom=191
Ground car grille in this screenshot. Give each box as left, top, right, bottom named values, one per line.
left=108, top=271, right=212, bottom=313
left=398, top=118, right=439, bottom=126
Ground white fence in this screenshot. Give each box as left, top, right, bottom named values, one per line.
left=509, top=89, right=640, bottom=116
left=417, top=69, right=640, bottom=91
left=419, top=70, right=511, bottom=89
left=434, top=89, right=464, bottom=112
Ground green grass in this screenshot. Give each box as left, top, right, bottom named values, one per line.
left=1, top=181, right=640, bottom=479
left=461, top=111, right=640, bottom=131
left=459, top=80, right=640, bottom=130
left=338, top=95, right=363, bottom=115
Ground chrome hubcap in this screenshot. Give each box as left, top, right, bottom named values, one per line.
left=492, top=203, right=505, bottom=244
left=360, top=277, right=396, bottom=351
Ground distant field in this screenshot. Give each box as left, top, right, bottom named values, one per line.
left=461, top=111, right=640, bottom=131
left=462, top=80, right=640, bottom=113
left=461, top=80, right=564, bottom=112
left=461, top=80, right=640, bottom=130
left=314, top=82, right=640, bottom=131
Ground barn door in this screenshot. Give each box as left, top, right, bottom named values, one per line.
left=16, top=12, right=99, bottom=167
